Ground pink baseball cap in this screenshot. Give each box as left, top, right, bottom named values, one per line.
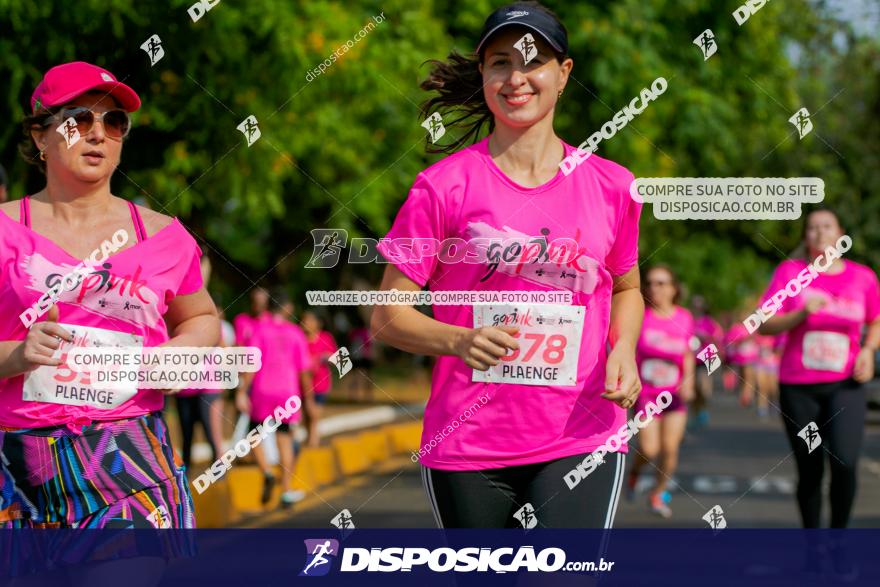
left=30, top=61, right=141, bottom=114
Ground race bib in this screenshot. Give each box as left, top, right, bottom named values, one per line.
left=472, top=304, right=585, bottom=387
left=640, top=358, right=680, bottom=388
left=23, top=323, right=143, bottom=409
left=802, top=331, right=849, bottom=372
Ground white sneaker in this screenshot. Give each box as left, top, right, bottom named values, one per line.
left=281, top=490, right=306, bottom=508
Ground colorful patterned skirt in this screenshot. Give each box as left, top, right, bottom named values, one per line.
left=0, top=412, right=195, bottom=575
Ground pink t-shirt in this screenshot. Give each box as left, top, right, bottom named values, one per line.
left=247, top=315, right=310, bottom=423
left=308, top=331, right=337, bottom=394
left=377, top=136, right=641, bottom=470
left=636, top=306, right=694, bottom=397
left=349, top=327, right=373, bottom=361
left=724, top=323, right=759, bottom=365
left=754, top=334, right=780, bottom=369
left=760, top=259, right=880, bottom=384
left=233, top=311, right=271, bottom=346
left=0, top=209, right=202, bottom=430
left=694, top=315, right=723, bottom=348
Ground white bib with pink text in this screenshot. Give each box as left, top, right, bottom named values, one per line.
left=802, top=330, right=849, bottom=373
left=472, top=303, right=584, bottom=387
left=22, top=323, right=143, bottom=409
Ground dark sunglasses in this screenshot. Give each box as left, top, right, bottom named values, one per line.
left=49, top=107, right=131, bottom=140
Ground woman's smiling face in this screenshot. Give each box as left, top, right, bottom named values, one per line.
left=479, top=28, right=571, bottom=129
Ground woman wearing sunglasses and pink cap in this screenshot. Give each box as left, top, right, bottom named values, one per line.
left=0, top=61, right=219, bottom=546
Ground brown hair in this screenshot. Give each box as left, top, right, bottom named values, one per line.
left=642, top=264, right=682, bottom=306
left=419, top=1, right=568, bottom=155
left=18, top=106, right=60, bottom=174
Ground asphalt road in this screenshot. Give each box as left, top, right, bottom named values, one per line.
left=246, top=388, right=880, bottom=529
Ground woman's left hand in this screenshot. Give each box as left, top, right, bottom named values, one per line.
left=602, top=344, right=641, bottom=409
left=853, top=347, right=875, bottom=383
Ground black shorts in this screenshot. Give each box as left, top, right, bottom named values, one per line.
left=353, top=358, right=373, bottom=370
left=421, top=452, right=625, bottom=528
left=250, top=420, right=292, bottom=434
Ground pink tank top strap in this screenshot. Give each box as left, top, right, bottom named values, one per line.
left=19, top=195, right=30, bottom=227
left=126, top=200, right=147, bottom=243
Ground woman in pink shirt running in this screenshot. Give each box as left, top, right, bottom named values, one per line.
left=0, top=62, right=218, bottom=551
left=743, top=332, right=780, bottom=419
left=691, top=295, right=723, bottom=428
left=758, top=209, right=880, bottom=530
left=372, top=2, right=644, bottom=528
left=626, top=265, right=695, bottom=518
left=724, top=318, right=759, bottom=404
left=301, top=310, right=337, bottom=447
left=236, top=292, right=312, bottom=508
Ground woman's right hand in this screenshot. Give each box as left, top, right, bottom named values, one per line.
left=18, top=305, right=72, bottom=372
left=454, top=326, right=519, bottom=371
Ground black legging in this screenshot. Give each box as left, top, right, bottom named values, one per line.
left=176, top=394, right=218, bottom=469
left=779, top=379, right=866, bottom=528
left=421, top=452, right=625, bottom=528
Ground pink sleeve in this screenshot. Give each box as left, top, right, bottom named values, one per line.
left=605, top=180, right=642, bottom=276
left=176, top=240, right=203, bottom=296
left=376, top=173, right=446, bottom=287
left=322, top=332, right=337, bottom=353
left=864, top=269, right=880, bottom=323
left=760, top=262, right=797, bottom=314
left=295, top=329, right=311, bottom=371
left=233, top=316, right=249, bottom=346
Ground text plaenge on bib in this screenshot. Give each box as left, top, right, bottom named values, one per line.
left=376, top=137, right=641, bottom=470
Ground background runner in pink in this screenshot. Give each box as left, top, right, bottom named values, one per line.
left=236, top=294, right=312, bottom=507
left=234, top=287, right=271, bottom=346
left=245, top=313, right=310, bottom=425
left=636, top=305, right=695, bottom=411
left=725, top=323, right=760, bottom=365
left=628, top=266, right=694, bottom=518
left=302, top=310, right=336, bottom=447
left=694, top=314, right=724, bottom=351
left=759, top=259, right=880, bottom=384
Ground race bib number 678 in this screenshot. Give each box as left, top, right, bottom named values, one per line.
left=472, top=304, right=585, bottom=387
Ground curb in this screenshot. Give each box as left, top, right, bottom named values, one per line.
left=191, top=412, right=424, bottom=526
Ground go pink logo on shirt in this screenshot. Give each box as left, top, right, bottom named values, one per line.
left=466, top=222, right=601, bottom=294
left=22, top=252, right=161, bottom=327
left=804, top=291, right=865, bottom=322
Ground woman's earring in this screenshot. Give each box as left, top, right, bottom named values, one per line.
left=558, top=90, right=563, bottom=99
left=39, top=150, right=47, bottom=161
